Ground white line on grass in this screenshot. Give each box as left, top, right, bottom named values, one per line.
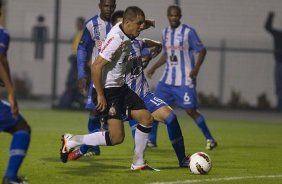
left=149, top=175, right=282, bottom=184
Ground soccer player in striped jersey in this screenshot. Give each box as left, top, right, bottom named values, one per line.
left=146, top=5, right=217, bottom=150
left=0, top=2, right=31, bottom=183
left=126, top=38, right=189, bottom=167
left=74, top=0, right=116, bottom=158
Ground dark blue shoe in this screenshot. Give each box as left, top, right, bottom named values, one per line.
left=179, top=155, right=190, bottom=168
left=84, top=146, right=100, bottom=156
left=146, top=140, right=157, bottom=148
left=2, top=176, right=28, bottom=184
left=206, top=139, right=218, bottom=150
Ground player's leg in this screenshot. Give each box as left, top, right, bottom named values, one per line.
left=130, top=109, right=159, bottom=170
left=1, top=102, right=31, bottom=183
left=128, top=119, right=137, bottom=139
left=61, top=118, right=124, bottom=163
left=144, top=92, right=188, bottom=167
left=147, top=121, right=158, bottom=147
left=125, top=88, right=157, bottom=170
left=174, top=85, right=217, bottom=150
left=78, top=85, right=101, bottom=157
left=148, top=82, right=175, bottom=147
left=185, top=108, right=217, bottom=150
left=61, top=87, right=126, bottom=163
left=152, top=106, right=188, bottom=167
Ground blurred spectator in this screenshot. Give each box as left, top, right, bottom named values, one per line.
left=58, top=17, right=85, bottom=109
left=265, top=12, right=282, bottom=110
left=31, top=15, right=48, bottom=60
left=257, top=93, right=271, bottom=110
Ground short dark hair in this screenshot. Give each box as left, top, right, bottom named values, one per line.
left=111, top=10, right=124, bottom=25
left=167, top=4, right=181, bottom=15
left=100, top=0, right=116, bottom=4
left=123, top=6, right=145, bottom=21
left=77, top=17, right=85, bottom=23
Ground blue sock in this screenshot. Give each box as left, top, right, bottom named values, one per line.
left=79, top=114, right=100, bottom=154
left=128, top=120, right=137, bottom=139
left=165, top=112, right=186, bottom=164
left=149, top=121, right=158, bottom=144
left=194, top=114, right=213, bottom=140
left=6, top=131, right=30, bottom=180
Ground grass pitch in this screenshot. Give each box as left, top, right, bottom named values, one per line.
left=0, top=109, right=282, bottom=184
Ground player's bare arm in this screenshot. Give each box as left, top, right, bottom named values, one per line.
left=190, top=48, right=206, bottom=80
left=143, top=38, right=162, bottom=58
left=146, top=53, right=166, bottom=79
left=91, top=55, right=108, bottom=112
left=0, top=55, right=19, bottom=118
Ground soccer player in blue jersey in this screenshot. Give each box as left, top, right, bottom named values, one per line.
left=146, top=5, right=217, bottom=150
left=73, top=0, right=116, bottom=159
left=0, top=2, right=31, bottom=184
left=127, top=39, right=189, bottom=167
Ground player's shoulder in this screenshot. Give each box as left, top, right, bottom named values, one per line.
left=85, top=14, right=99, bottom=26
left=108, top=23, right=125, bottom=40
left=0, top=26, right=10, bottom=38
left=182, top=23, right=196, bottom=32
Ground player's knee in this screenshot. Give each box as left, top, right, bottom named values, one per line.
left=20, top=119, right=31, bottom=133
left=109, top=131, right=125, bottom=145
left=110, top=135, right=124, bottom=145
left=9, top=119, right=31, bottom=134
left=164, top=112, right=177, bottom=125
left=139, top=113, right=154, bottom=126
left=185, top=108, right=198, bottom=118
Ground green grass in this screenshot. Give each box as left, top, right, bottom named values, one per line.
left=1, top=109, right=282, bottom=184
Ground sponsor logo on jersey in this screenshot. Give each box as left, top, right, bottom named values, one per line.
left=95, top=40, right=103, bottom=49
left=101, top=37, right=114, bottom=53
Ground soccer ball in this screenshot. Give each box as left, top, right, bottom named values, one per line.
left=189, top=152, right=212, bottom=174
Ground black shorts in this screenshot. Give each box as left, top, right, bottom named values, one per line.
left=92, top=84, right=146, bottom=120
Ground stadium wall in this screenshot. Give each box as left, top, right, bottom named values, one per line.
left=4, top=0, right=282, bottom=107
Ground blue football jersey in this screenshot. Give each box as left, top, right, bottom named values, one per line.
left=160, top=23, right=205, bottom=86
left=126, top=38, right=150, bottom=98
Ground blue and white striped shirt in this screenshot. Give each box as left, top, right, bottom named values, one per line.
left=77, top=14, right=112, bottom=80
left=160, top=23, right=205, bottom=86
left=126, top=39, right=150, bottom=98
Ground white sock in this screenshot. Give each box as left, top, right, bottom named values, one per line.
left=69, top=132, right=107, bottom=147
left=133, top=126, right=150, bottom=166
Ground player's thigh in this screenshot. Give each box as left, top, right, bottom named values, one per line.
left=86, top=85, right=97, bottom=110
left=174, top=86, right=199, bottom=109
left=142, top=92, right=171, bottom=122
left=151, top=106, right=173, bottom=123
left=131, top=109, right=153, bottom=127
left=154, top=82, right=175, bottom=105
left=0, top=100, right=30, bottom=134
left=107, top=119, right=125, bottom=142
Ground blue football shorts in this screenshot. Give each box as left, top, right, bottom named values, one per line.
left=0, top=100, right=23, bottom=131
left=154, top=81, right=198, bottom=109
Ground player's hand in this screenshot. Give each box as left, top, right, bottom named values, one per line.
left=146, top=19, right=155, bottom=28
left=8, top=93, right=19, bottom=118
left=146, top=68, right=155, bottom=79
left=96, top=95, right=107, bottom=112
left=78, top=78, right=87, bottom=95
left=189, top=69, right=198, bottom=80
left=150, top=45, right=162, bottom=58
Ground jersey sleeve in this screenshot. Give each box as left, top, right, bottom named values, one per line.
left=188, top=28, right=205, bottom=53
left=99, top=34, right=122, bottom=62
left=0, top=31, right=10, bottom=55
left=77, top=27, right=93, bottom=79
